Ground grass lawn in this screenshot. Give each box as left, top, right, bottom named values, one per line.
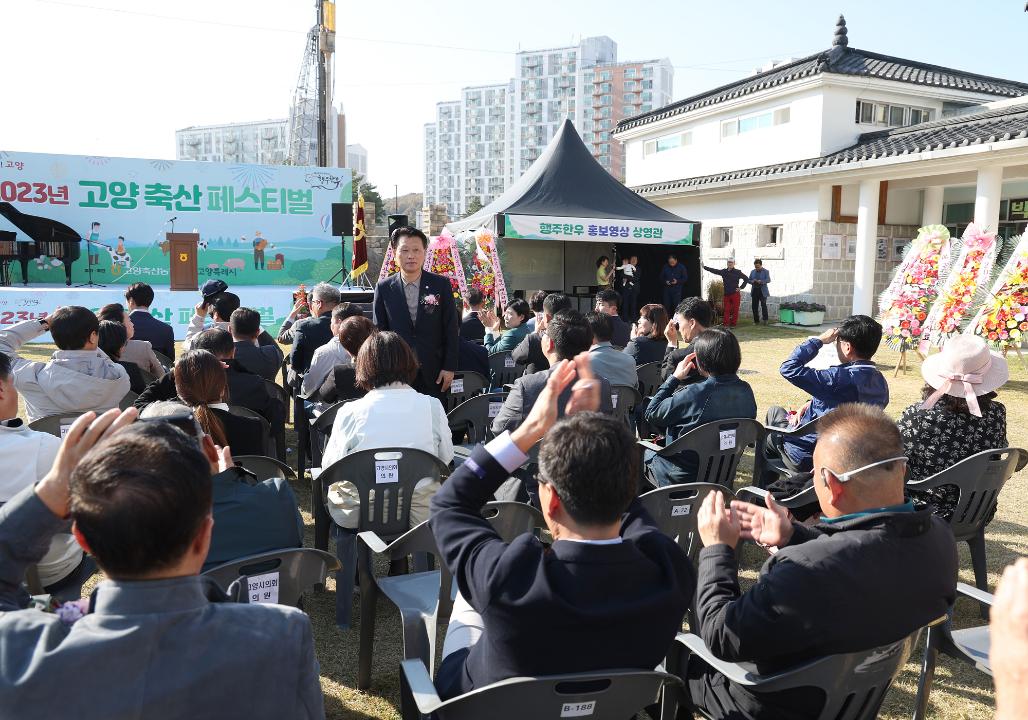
left=15, top=319, right=1027, bottom=719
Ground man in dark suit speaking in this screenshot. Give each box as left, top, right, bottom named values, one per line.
left=373, top=226, right=459, bottom=396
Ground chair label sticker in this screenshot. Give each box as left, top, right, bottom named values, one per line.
left=247, top=571, right=280, bottom=604
left=450, top=378, right=464, bottom=394
left=376, top=459, right=399, bottom=484
left=671, top=504, right=691, bottom=517
left=561, top=701, right=596, bottom=717
left=59, top=423, right=73, bottom=440
left=719, top=429, right=736, bottom=450
left=488, top=401, right=503, bottom=418
left=504, top=356, right=515, bottom=368
left=611, top=393, right=619, bottom=408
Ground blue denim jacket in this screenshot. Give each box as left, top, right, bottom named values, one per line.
left=644, top=373, right=757, bottom=485
left=780, top=338, right=890, bottom=468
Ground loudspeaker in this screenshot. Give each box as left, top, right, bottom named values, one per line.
left=331, top=203, right=353, bottom=236
left=387, top=214, right=409, bottom=236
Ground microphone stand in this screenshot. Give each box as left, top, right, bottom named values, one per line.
left=75, top=238, right=108, bottom=288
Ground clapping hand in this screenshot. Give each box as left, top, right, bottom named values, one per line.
left=35, top=408, right=139, bottom=518
left=480, top=308, right=500, bottom=332
left=664, top=320, right=679, bottom=347
left=697, top=490, right=741, bottom=549
left=566, top=351, right=601, bottom=415
left=731, top=493, right=794, bottom=550
left=510, top=352, right=602, bottom=453
left=673, top=352, right=697, bottom=381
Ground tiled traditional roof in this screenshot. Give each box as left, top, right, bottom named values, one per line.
left=632, top=102, right=1028, bottom=195
left=615, top=46, right=1028, bottom=134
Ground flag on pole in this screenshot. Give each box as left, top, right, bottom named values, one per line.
left=350, top=193, right=368, bottom=279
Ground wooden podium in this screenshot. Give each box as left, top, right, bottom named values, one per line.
left=168, top=233, right=199, bottom=291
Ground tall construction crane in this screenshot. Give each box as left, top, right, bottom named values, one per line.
left=287, top=0, right=335, bottom=167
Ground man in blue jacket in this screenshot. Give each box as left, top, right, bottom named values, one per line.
left=430, top=355, right=693, bottom=700
left=766, top=315, right=889, bottom=487
left=660, top=254, right=688, bottom=315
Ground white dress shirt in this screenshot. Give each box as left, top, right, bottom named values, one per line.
left=322, top=383, right=453, bottom=528
left=301, top=337, right=352, bottom=397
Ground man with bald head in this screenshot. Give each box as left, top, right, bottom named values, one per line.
left=682, top=403, right=957, bottom=719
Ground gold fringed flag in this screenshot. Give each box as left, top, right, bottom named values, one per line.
left=350, top=193, right=368, bottom=279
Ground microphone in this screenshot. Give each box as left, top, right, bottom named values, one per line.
left=169, top=216, right=178, bottom=222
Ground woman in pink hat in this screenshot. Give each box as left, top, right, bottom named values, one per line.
left=898, top=335, right=1009, bottom=519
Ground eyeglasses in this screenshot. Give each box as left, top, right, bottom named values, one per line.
left=819, top=456, right=907, bottom=486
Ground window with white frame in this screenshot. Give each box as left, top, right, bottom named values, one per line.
left=758, top=225, right=783, bottom=247
left=712, top=227, right=733, bottom=248
left=855, top=100, right=934, bottom=127
left=643, top=131, right=693, bottom=157
left=721, top=106, right=790, bottom=139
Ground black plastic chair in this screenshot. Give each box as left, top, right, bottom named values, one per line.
left=202, top=548, right=339, bottom=609
left=320, top=447, right=449, bottom=628
left=263, top=379, right=290, bottom=459
left=119, top=391, right=138, bottom=410
left=639, top=484, right=734, bottom=566
left=402, top=660, right=681, bottom=720
left=761, top=415, right=823, bottom=486
left=488, top=351, right=524, bottom=390
left=912, top=583, right=993, bottom=720
left=356, top=501, right=545, bottom=693
left=448, top=392, right=505, bottom=449
left=905, top=446, right=1027, bottom=616
left=233, top=455, right=296, bottom=483
left=639, top=418, right=765, bottom=492
left=153, top=350, right=173, bottom=370
left=663, top=629, right=922, bottom=720
left=309, top=399, right=352, bottom=468
left=636, top=360, right=661, bottom=398
left=609, top=384, right=643, bottom=426
left=440, top=370, right=488, bottom=414
left=227, top=404, right=274, bottom=457
left=306, top=400, right=356, bottom=551
left=27, top=412, right=87, bottom=439
left=736, top=484, right=818, bottom=512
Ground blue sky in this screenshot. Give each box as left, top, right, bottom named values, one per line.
left=5, top=0, right=1026, bottom=196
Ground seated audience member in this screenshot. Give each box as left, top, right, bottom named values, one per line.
left=511, top=293, right=572, bottom=375
left=430, top=356, right=694, bottom=699
left=97, top=321, right=146, bottom=394
left=686, top=403, right=957, bottom=719
left=321, top=331, right=453, bottom=530
left=492, top=310, right=613, bottom=437
left=594, top=289, right=631, bottom=348
left=661, top=298, right=713, bottom=383
left=98, top=303, right=165, bottom=378
left=899, top=335, right=1008, bottom=520
left=288, top=282, right=340, bottom=379
left=141, top=403, right=303, bottom=572
left=173, top=350, right=266, bottom=457
left=525, top=289, right=547, bottom=332
left=230, top=307, right=283, bottom=382
left=183, top=284, right=276, bottom=352
left=301, top=303, right=365, bottom=398
left=644, top=328, right=756, bottom=486
left=457, top=337, right=489, bottom=378
left=585, top=311, right=638, bottom=389
left=460, top=288, right=487, bottom=342
left=0, top=352, right=84, bottom=592
left=315, top=316, right=377, bottom=404
left=482, top=299, right=532, bottom=355
left=136, top=329, right=283, bottom=435
left=624, top=303, right=669, bottom=366
left=766, top=316, right=888, bottom=476
left=124, top=282, right=175, bottom=360
left=992, top=558, right=1028, bottom=720
left=0, top=307, right=129, bottom=422
left=0, top=409, right=322, bottom=717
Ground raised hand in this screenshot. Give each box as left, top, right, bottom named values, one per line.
left=697, top=490, right=740, bottom=549
left=511, top=359, right=577, bottom=452
left=664, top=319, right=679, bottom=347
left=566, top=351, right=601, bottom=415
left=673, top=352, right=697, bottom=381
left=731, top=493, right=794, bottom=549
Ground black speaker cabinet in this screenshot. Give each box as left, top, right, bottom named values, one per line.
left=331, top=203, right=354, bottom=236
left=387, top=214, right=410, bottom=236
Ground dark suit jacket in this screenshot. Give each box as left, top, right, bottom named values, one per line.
left=129, top=309, right=175, bottom=361
left=373, top=271, right=459, bottom=393
left=289, top=313, right=333, bottom=376
left=315, top=366, right=366, bottom=405
left=511, top=332, right=548, bottom=375
left=491, top=367, right=614, bottom=437
left=460, top=312, right=486, bottom=342
left=458, top=338, right=489, bottom=378
left=610, top=315, right=631, bottom=348
left=429, top=443, right=694, bottom=699
left=234, top=341, right=283, bottom=382
left=660, top=343, right=703, bottom=385
left=134, top=360, right=284, bottom=433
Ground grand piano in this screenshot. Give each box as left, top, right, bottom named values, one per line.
left=0, top=202, right=82, bottom=286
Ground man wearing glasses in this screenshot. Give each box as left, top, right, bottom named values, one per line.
left=681, top=403, right=957, bottom=719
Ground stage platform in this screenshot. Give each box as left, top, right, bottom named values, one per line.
left=0, top=284, right=374, bottom=341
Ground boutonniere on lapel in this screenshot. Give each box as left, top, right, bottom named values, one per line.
left=421, top=293, right=440, bottom=313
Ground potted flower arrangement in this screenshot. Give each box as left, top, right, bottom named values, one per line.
left=967, top=234, right=1028, bottom=348
left=792, top=301, right=827, bottom=326
left=778, top=301, right=799, bottom=325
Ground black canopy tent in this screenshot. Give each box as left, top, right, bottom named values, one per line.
left=445, top=119, right=702, bottom=306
